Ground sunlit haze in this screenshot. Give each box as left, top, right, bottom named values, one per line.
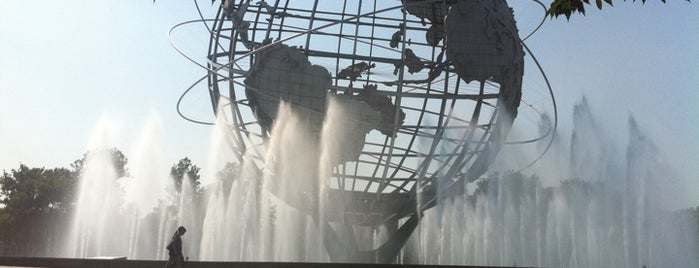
left=1, top=1, right=697, bottom=209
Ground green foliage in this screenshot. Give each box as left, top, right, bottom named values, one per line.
left=0, top=149, right=127, bottom=255
left=0, top=150, right=213, bottom=255
left=0, top=165, right=77, bottom=215
left=170, top=157, right=202, bottom=191
left=547, top=0, right=690, bottom=19
left=212, top=161, right=240, bottom=197
left=154, top=0, right=690, bottom=22
left=0, top=165, right=78, bottom=255
left=71, top=147, right=129, bottom=178
left=216, top=161, right=239, bottom=181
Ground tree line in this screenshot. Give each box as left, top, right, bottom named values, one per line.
left=1, top=148, right=697, bottom=259
left=0, top=148, right=224, bottom=256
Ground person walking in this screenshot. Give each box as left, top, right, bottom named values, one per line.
left=164, top=226, right=187, bottom=268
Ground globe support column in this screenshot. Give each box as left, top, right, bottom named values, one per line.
left=318, top=214, right=420, bottom=263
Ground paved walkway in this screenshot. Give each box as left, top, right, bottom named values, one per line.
left=0, top=257, right=537, bottom=268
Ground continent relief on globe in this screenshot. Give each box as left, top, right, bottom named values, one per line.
left=244, top=44, right=405, bottom=165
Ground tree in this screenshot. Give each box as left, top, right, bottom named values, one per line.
left=170, top=157, right=201, bottom=191
left=0, top=165, right=77, bottom=216
left=547, top=0, right=691, bottom=19
left=174, top=0, right=689, bottom=20
left=0, top=165, right=78, bottom=255
left=71, top=147, right=129, bottom=178
left=215, top=161, right=240, bottom=196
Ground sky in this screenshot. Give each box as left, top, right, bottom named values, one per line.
left=0, top=1, right=697, bottom=206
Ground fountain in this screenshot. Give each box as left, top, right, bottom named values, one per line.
left=60, top=100, right=699, bottom=267
left=410, top=99, right=699, bottom=267
left=64, top=115, right=196, bottom=260
left=191, top=0, right=525, bottom=262
left=59, top=0, right=698, bottom=267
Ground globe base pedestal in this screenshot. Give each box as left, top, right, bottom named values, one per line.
left=320, top=214, right=420, bottom=264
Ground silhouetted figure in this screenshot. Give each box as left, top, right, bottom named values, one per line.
left=164, top=226, right=187, bottom=268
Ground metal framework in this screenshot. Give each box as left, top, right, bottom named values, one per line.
left=201, top=0, right=525, bottom=263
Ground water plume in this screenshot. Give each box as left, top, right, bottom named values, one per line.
left=409, top=98, right=699, bottom=267
left=65, top=117, right=125, bottom=258
left=61, top=99, right=698, bottom=266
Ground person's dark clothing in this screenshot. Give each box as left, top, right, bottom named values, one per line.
left=164, top=232, right=184, bottom=268
left=164, top=255, right=184, bottom=268
left=167, top=233, right=183, bottom=256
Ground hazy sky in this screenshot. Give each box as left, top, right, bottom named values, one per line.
left=1, top=1, right=697, bottom=206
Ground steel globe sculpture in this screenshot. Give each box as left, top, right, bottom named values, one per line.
left=202, top=0, right=523, bottom=262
